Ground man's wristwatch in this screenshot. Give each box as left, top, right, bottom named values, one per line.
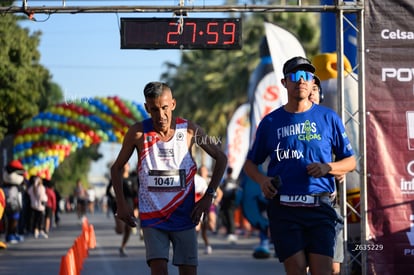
left=205, top=187, right=216, bottom=197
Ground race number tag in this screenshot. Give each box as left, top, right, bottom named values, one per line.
left=148, top=169, right=186, bottom=191
left=279, top=195, right=320, bottom=207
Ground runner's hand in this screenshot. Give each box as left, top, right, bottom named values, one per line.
left=306, top=163, right=332, bottom=178
left=191, top=195, right=212, bottom=225
left=115, top=204, right=137, bottom=227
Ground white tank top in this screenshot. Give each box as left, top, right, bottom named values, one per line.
left=138, top=117, right=197, bottom=230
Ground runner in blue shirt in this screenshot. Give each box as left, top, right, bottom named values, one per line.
left=244, top=56, right=356, bottom=275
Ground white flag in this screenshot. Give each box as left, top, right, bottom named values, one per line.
left=264, top=22, right=306, bottom=83
left=226, top=103, right=250, bottom=179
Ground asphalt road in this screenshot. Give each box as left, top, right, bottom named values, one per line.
left=0, top=211, right=285, bottom=275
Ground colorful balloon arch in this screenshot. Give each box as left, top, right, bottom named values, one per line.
left=12, top=96, right=149, bottom=180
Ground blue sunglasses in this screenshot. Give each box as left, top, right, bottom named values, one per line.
left=285, top=70, right=315, bottom=82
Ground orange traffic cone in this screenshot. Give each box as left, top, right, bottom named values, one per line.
left=83, top=224, right=90, bottom=245
left=88, top=224, right=96, bottom=249
left=73, top=238, right=86, bottom=274
left=59, top=247, right=76, bottom=275
left=59, top=255, right=69, bottom=275
left=82, top=217, right=89, bottom=233
left=79, top=235, right=88, bottom=258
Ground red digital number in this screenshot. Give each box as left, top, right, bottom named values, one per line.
left=185, top=22, right=197, bottom=42
left=206, top=22, right=219, bottom=44
left=166, top=22, right=180, bottom=44
left=223, top=23, right=235, bottom=45
left=167, top=20, right=236, bottom=46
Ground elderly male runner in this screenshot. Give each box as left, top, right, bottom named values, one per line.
left=111, top=81, right=227, bottom=275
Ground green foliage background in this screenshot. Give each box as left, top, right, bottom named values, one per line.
left=0, top=12, right=102, bottom=196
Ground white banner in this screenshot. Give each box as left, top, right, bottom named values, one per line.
left=226, top=103, right=250, bottom=179
left=264, top=22, right=306, bottom=80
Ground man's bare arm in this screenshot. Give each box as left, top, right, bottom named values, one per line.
left=110, top=123, right=143, bottom=227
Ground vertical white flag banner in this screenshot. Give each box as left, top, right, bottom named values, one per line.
left=264, top=22, right=306, bottom=79
left=226, top=103, right=251, bottom=179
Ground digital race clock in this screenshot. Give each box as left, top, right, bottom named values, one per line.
left=120, top=17, right=242, bottom=50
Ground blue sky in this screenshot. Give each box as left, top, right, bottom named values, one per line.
left=18, top=1, right=225, bottom=105
left=20, top=7, right=183, bottom=104
left=17, top=1, right=223, bottom=179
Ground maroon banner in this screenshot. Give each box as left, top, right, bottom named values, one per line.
left=365, top=0, right=414, bottom=274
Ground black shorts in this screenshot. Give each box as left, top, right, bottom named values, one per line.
left=45, top=206, right=53, bottom=219
left=267, top=197, right=341, bottom=262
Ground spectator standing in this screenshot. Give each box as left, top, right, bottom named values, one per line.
left=87, top=187, right=96, bottom=214
left=2, top=160, right=26, bottom=244
left=220, top=167, right=239, bottom=244
left=53, top=185, right=62, bottom=227
left=18, top=179, right=31, bottom=236
left=43, top=179, right=56, bottom=234
left=106, top=162, right=138, bottom=257
left=195, top=165, right=223, bottom=254
left=73, top=179, right=87, bottom=220
left=27, top=176, right=48, bottom=239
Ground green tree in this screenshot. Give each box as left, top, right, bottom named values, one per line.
left=52, top=144, right=103, bottom=197
left=0, top=14, right=63, bottom=140
left=0, top=11, right=101, bottom=195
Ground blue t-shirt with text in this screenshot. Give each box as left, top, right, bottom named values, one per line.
left=247, top=104, right=354, bottom=195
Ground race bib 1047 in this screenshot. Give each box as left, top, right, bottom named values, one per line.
left=148, top=169, right=186, bottom=191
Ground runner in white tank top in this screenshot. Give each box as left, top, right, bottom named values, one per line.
left=110, top=82, right=227, bottom=275
left=138, top=117, right=197, bottom=231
